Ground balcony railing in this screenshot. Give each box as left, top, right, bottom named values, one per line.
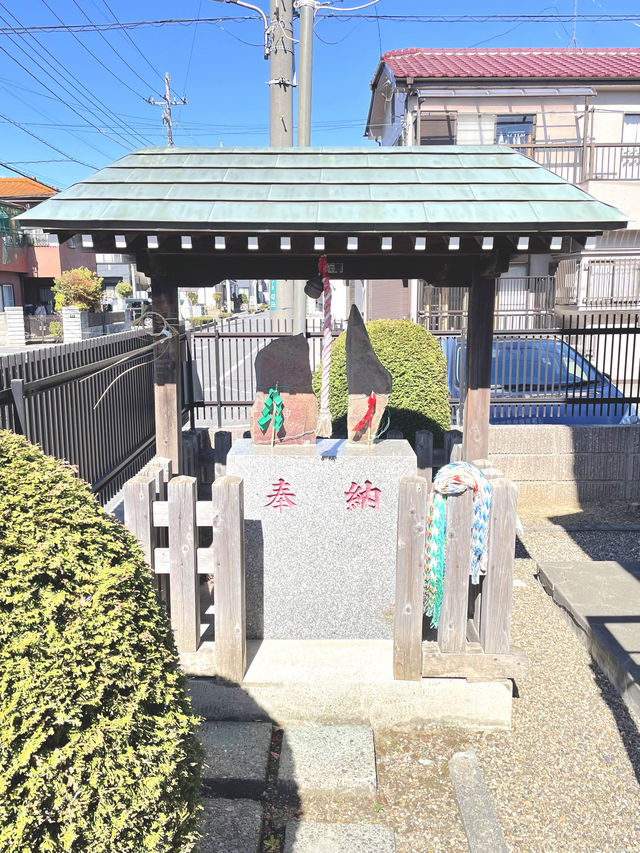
left=556, top=258, right=640, bottom=308
left=511, top=142, right=640, bottom=183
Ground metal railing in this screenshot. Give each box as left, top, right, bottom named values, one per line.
left=188, top=315, right=345, bottom=427
left=511, top=142, right=640, bottom=183
left=556, top=258, right=640, bottom=308
left=437, top=312, right=640, bottom=424
left=1, top=330, right=156, bottom=503
left=421, top=276, right=556, bottom=332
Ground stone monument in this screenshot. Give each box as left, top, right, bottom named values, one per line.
left=249, top=334, right=318, bottom=446
left=227, top=306, right=417, bottom=640
left=346, top=305, right=392, bottom=443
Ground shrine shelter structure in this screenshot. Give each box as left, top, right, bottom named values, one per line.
left=18, top=145, right=627, bottom=472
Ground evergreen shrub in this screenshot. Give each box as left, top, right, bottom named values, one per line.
left=0, top=431, right=202, bottom=852
left=313, top=319, right=451, bottom=446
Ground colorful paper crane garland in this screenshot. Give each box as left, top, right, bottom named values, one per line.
left=423, top=461, right=492, bottom=629
left=258, top=385, right=284, bottom=441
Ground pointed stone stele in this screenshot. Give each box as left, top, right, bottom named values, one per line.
left=250, top=333, right=318, bottom=446
left=346, top=305, right=392, bottom=442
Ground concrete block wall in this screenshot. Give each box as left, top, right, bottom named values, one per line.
left=61, top=307, right=131, bottom=341
left=2, top=306, right=26, bottom=346
left=488, top=424, right=640, bottom=506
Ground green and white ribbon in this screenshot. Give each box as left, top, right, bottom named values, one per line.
left=258, top=386, right=284, bottom=432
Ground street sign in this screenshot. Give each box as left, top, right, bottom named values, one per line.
left=269, top=279, right=277, bottom=310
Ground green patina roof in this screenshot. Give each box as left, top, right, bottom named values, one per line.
left=17, top=146, right=627, bottom=234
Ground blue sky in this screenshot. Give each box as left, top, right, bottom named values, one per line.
left=0, top=0, right=639, bottom=189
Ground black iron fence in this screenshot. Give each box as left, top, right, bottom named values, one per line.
left=1, top=330, right=157, bottom=503
left=188, top=315, right=345, bottom=426
left=187, top=312, right=639, bottom=428
left=437, top=312, right=640, bottom=424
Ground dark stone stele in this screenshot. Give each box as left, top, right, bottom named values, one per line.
left=250, top=333, right=318, bottom=446
left=346, top=305, right=392, bottom=442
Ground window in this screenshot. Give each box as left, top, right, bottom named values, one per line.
left=622, top=114, right=640, bottom=144
left=495, top=114, right=535, bottom=145
left=0, top=284, right=15, bottom=312
left=456, top=113, right=496, bottom=145
left=419, top=111, right=457, bottom=145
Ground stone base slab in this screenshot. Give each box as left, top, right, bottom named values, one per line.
left=198, top=798, right=263, bottom=853
left=185, top=640, right=513, bottom=730
left=284, top=822, right=395, bottom=853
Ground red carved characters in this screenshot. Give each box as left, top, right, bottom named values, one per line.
left=344, top=480, right=381, bottom=512
left=265, top=478, right=297, bottom=514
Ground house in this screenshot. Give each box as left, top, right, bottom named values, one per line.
left=365, top=47, right=640, bottom=325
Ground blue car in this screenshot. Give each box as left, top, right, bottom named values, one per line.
left=440, top=335, right=635, bottom=425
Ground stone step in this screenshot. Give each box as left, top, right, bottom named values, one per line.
left=185, top=640, right=512, bottom=730
left=284, top=822, right=395, bottom=853
left=199, top=721, right=272, bottom=797
left=198, top=798, right=263, bottom=853
left=277, top=725, right=377, bottom=798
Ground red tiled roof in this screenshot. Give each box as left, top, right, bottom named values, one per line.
left=0, top=177, right=58, bottom=197
left=383, top=48, right=640, bottom=80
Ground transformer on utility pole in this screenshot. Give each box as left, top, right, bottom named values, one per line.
left=147, top=72, right=186, bottom=147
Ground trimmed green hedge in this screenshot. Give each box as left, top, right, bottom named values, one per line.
left=0, top=432, right=202, bottom=852
left=313, top=319, right=450, bottom=446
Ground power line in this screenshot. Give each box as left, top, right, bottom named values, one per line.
left=98, top=0, right=167, bottom=87
left=0, top=11, right=638, bottom=35
left=68, top=0, right=165, bottom=98
left=0, top=1, right=151, bottom=149
left=0, top=111, right=99, bottom=169
left=0, top=11, right=129, bottom=158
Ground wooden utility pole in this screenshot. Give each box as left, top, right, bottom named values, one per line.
left=269, top=0, right=295, bottom=324
left=147, top=72, right=186, bottom=147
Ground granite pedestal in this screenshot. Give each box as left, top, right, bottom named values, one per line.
left=227, top=438, right=417, bottom=639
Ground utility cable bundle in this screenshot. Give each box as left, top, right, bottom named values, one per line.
left=423, top=461, right=491, bottom=628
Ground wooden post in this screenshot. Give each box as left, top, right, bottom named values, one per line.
left=214, top=429, right=232, bottom=480
left=480, top=478, right=518, bottom=654
left=462, top=272, right=495, bottom=463
left=212, top=475, right=246, bottom=682
left=123, top=473, right=155, bottom=568
left=438, top=489, right=473, bottom=653
left=151, top=275, right=183, bottom=474
left=145, top=458, right=172, bottom=602
left=415, top=430, right=433, bottom=482
left=168, top=475, right=200, bottom=653
left=393, top=476, right=429, bottom=681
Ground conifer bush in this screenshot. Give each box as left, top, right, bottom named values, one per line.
left=313, top=318, right=451, bottom=445
left=0, top=431, right=202, bottom=852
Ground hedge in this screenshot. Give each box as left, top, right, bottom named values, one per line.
left=0, top=431, right=202, bottom=852
left=313, top=319, right=451, bottom=446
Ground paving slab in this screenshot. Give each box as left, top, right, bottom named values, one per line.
left=538, top=560, right=640, bottom=717
left=284, top=822, right=395, bottom=853
left=449, top=751, right=508, bottom=853
left=277, top=725, right=376, bottom=797
left=198, top=798, right=263, bottom=853
left=199, top=721, right=272, bottom=796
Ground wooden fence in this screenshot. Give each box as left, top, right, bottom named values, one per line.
left=123, top=460, right=246, bottom=682
left=393, top=462, right=528, bottom=682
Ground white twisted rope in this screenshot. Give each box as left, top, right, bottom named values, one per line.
left=317, top=254, right=333, bottom=437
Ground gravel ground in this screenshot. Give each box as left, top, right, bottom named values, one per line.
left=261, top=512, right=640, bottom=853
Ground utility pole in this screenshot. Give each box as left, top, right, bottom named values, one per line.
left=296, top=0, right=314, bottom=146
left=292, top=0, right=316, bottom=333
left=269, top=0, right=295, bottom=324
left=148, top=72, right=186, bottom=147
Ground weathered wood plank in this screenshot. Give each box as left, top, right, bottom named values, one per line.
left=480, top=477, right=518, bottom=654
left=438, top=489, right=473, bottom=653
left=151, top=276, right=183, bottom=473
left=415, top=430, right=433, bottom=483
left=462, top=273, right=496, bottom=463
left=154, top=547, right=215, bottom=576
left=168, top=476, right=200, bottom=653
left=153, top=500, right=215, bottom=528
left=422, top=641, right=529, bottom=679
left=393, top=476, right=429, bottom=681
left=123, top=473, right=155, bottom=568
left=212, top=475, right=246, bottom=683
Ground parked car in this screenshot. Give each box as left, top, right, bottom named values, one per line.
left=124, top=298, right=151, bottom=319
left=440, top=335, right=635, bottom=425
